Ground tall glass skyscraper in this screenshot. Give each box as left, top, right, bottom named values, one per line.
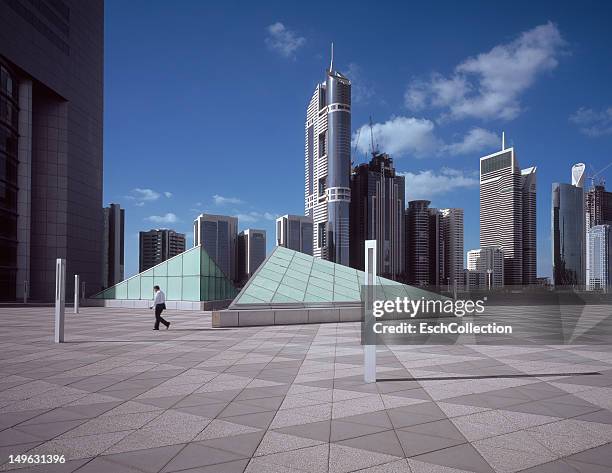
left=587, top=225, right=612, bottom=291
left=305, top=50, right=351, bottom=265
left=552, top=182, right=585, bottom=286
left=193, top=214, right=238, bottom=283
left=480, top=138, right=536, bottom=286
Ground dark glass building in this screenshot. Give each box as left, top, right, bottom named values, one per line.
left=102, top=203, right=124, bottom=288
left=349, top=152, right=405, bottom=279
left=552, top=183, right=585, bottom=286
left=405, top=200, right=442, bottom=286
left=0, top=0, right=104, bottom=300
left=139, top=229, right=186, bottom=273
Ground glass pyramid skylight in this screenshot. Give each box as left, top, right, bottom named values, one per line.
left=231, top=246, right=440, bottom=307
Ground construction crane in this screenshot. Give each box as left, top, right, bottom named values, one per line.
left=369, top=115, right=378, bottom=155
left=351, top=126, right=361, bottom=167
left=587, top=162, right=612, bottom=189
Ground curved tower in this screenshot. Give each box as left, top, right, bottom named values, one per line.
left=305, top=47, right=351, bottom=265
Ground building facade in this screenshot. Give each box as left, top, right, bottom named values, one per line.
left=237, top=229, right=266, bottom=285
left=405, top=200, right=442, bottom=286
left=349, top=152, right=405, bottom=278
left=585, top=184, right=612, bottom=230
left=586, top=225, right=612, bottom=291
left=276, top=214, right=313, bottom=255
left=305, top=53, right=351, bottom=265
left=102, top=203, right=124, bottom=288
left=440, top=208, right=464, bottom=289
left=467, top=247, right=504, bottom=288
left=552, top=181, right=585, bottom=286
left=193, top=213, right=238, bottom=282
left=139, top=229, right=185, bottom=273
left=0, top=0, right=104, bottom=300
left=480, top=141, right=536, bottom=286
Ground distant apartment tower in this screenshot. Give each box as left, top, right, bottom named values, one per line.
left=139, top=229, right=185, bottom=272
left=585, top=184, right=612, bottom=230
left=276, top=215, right=313, bottom=255
left=586, top=225, right=612, bottom=290
left=405, top=200, right=442, bottom=286
left=440, top=209, right=464, bottom=288
left=480, top=136, right=536, bottom=285
left=349, top=152, right=405, bottom=278
left=552, top=166, right=585, bottom=286
left=305, top=49, right=351, bottom=265
left=467, top=247, right=504, bottom=288
left=193, top=214, right=238, bottom=281
left=102, top=204, right=125, bottom=288
left=237, top=229, right=266, bottom=284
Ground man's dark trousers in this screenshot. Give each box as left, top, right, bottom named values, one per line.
left=154, top=304, right=169, bottom=329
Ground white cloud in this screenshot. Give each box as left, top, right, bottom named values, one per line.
left=127, top=188, right=161, bottom=204
left=352, top=117, right=498, bottom=158
left=145, top=213, right=178, bottom=224
left=399, top=168, right=479, bottom=201
left=442, top=128, right=500, bottom=155
left=569, top=107, right=612, bottom=137
left=265, top=22, right=305, bottom=58
left=405, top=22, right=566, bottom=121
left=213, top=194, right=243, bottom=205
left=353, top=116, right=441, bottom=158
left=235, top=211, right=277, bottom=223
left=164, top=192, right=173, bottom=198
left=346, top=63, right=375, bottom=104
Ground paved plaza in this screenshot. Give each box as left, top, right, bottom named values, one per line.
left=0, top=306, right=611, bottom=473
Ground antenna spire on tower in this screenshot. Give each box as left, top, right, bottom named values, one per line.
left=329, top=42, right=334, bottom=72
left=502, top=131, right=505, bottom=150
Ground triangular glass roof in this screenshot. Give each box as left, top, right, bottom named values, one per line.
left=94, top=245, right=237, bottom=302
left=231, top=246, right=442, bottom=308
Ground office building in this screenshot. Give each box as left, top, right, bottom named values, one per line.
left=467, top=247, right=504, bottom=288
left=193, top=213, right=238, bottom=282
left=586, top=225, right=612, bottom=290
left=305, top=48, right=351, bottom=265
left=237, top=229, right=266, bottom=284
left=349, top=152, right=405, bottom=278
left=102, top=203, right=124, bottom=288
left=276, top=214, right=313, bottom=255
left=405, top=200, right=442, bottom=286
left=480, top=136, right=536, bottom=285
left=586, top=184, right=612, bottom=230
left=552, top=168, right=585, bottom=286
left=0, top=1, right=104, bottom=301
left=440, top=208, right=464, bottom=289
left=139, top=229, right=185, bottom=273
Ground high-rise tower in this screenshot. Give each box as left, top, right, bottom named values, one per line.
left=480, top=134, right=536, bottom=285
left=305, top=46, right=351, bottom=265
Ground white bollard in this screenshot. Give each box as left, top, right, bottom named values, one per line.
left=74, top=274, right=79, bottom=314
left=364, top=240, right=377, bottom=383
left=54, top=258, right=66, bottom=343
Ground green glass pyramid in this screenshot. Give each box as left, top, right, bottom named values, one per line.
left=94, top=245, right=238, bottom=302
left=231, top=246, right=442, bottom=307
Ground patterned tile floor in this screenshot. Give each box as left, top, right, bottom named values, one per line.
left=0, top=307, right=611, bottom=473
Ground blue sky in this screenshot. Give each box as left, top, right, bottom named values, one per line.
left=103, top=0, right=612, bottom=278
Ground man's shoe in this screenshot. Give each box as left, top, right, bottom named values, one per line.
left=153, top=328, right=159, bottom=331
left=166, top=322, right=171, bottom=330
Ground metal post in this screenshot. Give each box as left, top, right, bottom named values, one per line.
left=54, top=258, right=66, bottom=343
left=453, top=278, right=457, bottom=299
left=81, top=281, right=86, bottom=301
left=74, top=275, right=80, bottom=314
left=364, top=240, right=377, bottom=383
left=23, top=280, right=28, bottom=304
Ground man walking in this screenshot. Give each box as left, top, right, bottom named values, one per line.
left=150, top=285, right=170, bottom=330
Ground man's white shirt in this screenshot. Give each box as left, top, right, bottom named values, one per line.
left=153, top=290, right=166, bottom=306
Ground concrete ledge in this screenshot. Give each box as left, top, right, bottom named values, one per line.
left=212, top=306, right=358, bottom=327
left=88, top=299, right=232, bottom=311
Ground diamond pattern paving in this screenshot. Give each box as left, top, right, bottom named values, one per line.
left=0, top=306, right=610, bottom=472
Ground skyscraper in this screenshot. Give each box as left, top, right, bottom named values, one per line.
left=587, top=225, right=612, bottom=290
left=139, top=229, right=185, bottom=273
left=349, top=152, right=405, bottom=278
left=276, top=215, right=313, bottom=255
left=102, top=203, right=125, bottom=288
left=585, top=184, right=612, bottom=230
left=193, top=214, right=238, bottom=282
left=467, top=247, right=504, bottom=288
left=480, top=136, right=536, bottom=285
left=405, top=200, right=441, bottom=286
left=552, top=166, right=585, bottom=286
left=440, top=208, right=464, bottom=289
left=305, top=48, right=351, bottom=265
left=237, top=229, right=266, bottom=284
left=0, top=1, right=104, bottom=301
